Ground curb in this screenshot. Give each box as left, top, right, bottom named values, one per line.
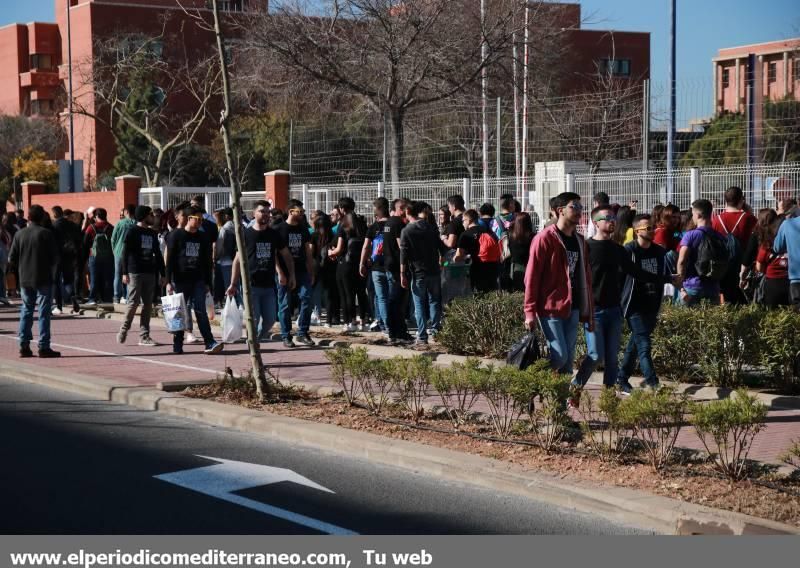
left=1, top=359, right=797, bottom=535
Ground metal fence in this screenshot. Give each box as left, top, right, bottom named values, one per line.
left=138, top=187, right=266, bottom=214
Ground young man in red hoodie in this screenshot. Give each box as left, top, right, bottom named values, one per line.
left=524, top=192, right=593, bottom=375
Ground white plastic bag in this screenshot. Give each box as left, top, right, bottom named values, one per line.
left=221, top=296, right=243, bottom=343
left=161, top=292, right=187, bottom=333
left=206, top=291, right=215, bottom=321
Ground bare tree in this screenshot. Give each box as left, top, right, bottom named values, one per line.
left=73, top=21, right=221, bottom=187
left=245, top=0, right=523, bottom=186
left=0, top=115, right=65, bottom=203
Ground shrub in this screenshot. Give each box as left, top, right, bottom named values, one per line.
left=691, top=390, right=768, bottom=481
left=781, top=439, right=800, bottom=472
left=352, top=356, right=394, bottom=415
left=578, top=387, right=635, bottom=461
left=524, top=362, right=574, bottom=452
left=437, top=292, right=525, bottom=359
left=324, top=345, right=361, bottom=405
left=473, top=363, right=531, bottom=439
left=430, top=358, right=482, bottom=430
left=758, top=308, right=800, bottom=395
left=392, top=355, right=433, bottom=422
left=618, top=387, right=690, bottom=471
left=651, top=303, right=704, bottom=382
left=693, top=304, right=763, bottom=388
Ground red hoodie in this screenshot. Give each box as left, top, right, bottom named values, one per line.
left=523, top=224, right=594, bottom=328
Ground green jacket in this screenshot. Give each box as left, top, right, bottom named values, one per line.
left=111, top=217, right=136, bottom=258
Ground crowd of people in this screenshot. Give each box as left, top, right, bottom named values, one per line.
left=1, top=186, right=798, bottom=398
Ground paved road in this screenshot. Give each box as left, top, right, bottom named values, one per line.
left=0, top=376, right=647, bottom=535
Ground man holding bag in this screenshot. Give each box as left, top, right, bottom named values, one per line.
left=166, top=206, right=223, bottom=355
left=227, top=201, right=296, bottom=341
left=117, top=206, right=165, bottom=346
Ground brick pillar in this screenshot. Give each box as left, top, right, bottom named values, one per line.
left=115, top=175, right=142, bottom=212
left=264, top=170, right=291, bottom=211
left=20, top=181, right=47, bottom=214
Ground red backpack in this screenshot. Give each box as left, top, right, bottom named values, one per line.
left=477, top=231, right=501, bottom=263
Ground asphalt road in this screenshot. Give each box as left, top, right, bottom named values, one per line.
left=0, top=376, right=649, bottom=535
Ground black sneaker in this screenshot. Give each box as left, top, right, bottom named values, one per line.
left=282, top=338, right=295, bottom=348
left=38, top=348, right=61, bottom=358
left=19, top=346, right=33, bottom=358
left=295, top=335, right=315, bottom=346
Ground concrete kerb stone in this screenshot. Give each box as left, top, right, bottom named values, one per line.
left=1, top=359, right=798, bottom=535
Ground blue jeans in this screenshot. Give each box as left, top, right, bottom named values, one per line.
left=682, top=289, right=721, bottom=307
left=88, top=256, right=114, bottom=303
left=113, top=255, right=127, bottom=302
left=311, top=279, right=323, bottom=316
left=619, top=311, right=659, bottom=385
left=172, top=280, right=215, bottom=349
left=19, top=285, right=52, bottom=350
left=575, top=306, right=623, bottom=387
left=218, top=263, right=240, bottom=305
left=540, top=309, right=580, bottom=374
left=277, top=271, right=312, bottom=339
left=410, top=272, right=442, bottom=341
left=251, top=285, right=277, bottom=340
left=371, top=271, right=390, bottom=330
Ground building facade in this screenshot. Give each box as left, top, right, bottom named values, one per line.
left=714, top=38, right=800, bottom=114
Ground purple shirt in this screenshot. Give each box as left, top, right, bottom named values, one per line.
left=679, top=225, right=721, bottom=296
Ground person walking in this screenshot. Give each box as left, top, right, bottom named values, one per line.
left=51, top=206, right=82, bottom=315
left=7, top=205, right=60, bottom=358
left=227, top=201, right=295, bottom=341
left=773, top=207, right=800, bottom=307
left=712, top=186, right=757, bottom=305
left=165, top=206, right=223, bottom=355
left=524, top=192, right=593, bottom=375
left=331, top=212, right=369, bottom=333
left=454, top=209, right=500, bottom=293
left=361, top=198, right=392, bottom=338
left=508, top=212, right=535, bottom=292
left=82, top=208, right=114, bottom=305
left=117, top=206, right=165, bottom=346
left=754, top=210, right=790, bottom=307
left=677, top=199, right=726, bottom=307
left=111, top=204, right=136, bottom=305
left=275, top=200, right=315, bottom=347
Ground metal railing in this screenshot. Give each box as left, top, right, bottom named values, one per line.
left=138, top=187, right=266, bottom=214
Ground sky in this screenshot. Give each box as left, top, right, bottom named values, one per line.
left=4, top=0, right=799, bottom=119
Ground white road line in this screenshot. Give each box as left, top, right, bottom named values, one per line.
left=0, top=334, right=218, bottom=375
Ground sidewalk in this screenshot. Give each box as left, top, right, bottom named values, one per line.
left=1, top=305, right=799, bottom=466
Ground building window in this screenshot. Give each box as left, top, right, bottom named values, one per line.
left=722, top=68, right=730, bottom=88
left=600, top=59, right=631, bottom=77
left=31, top=99, right=53, bottom=116
left=794, top=58, right=800, bottom=82
left=30, top=54, right=53, bottom=71
left=768, top=62, right=777, bottom=83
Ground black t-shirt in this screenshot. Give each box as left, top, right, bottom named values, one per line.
left=457, top=225, right=484, bottom=259
left=166, top=228, right=212, bottom=285
left=367, top=220, right=388, bottom=271
left=626, top=242, right=667, bottom=314
left=122, top=225, right=164, bottom=276
left=587, top=238, right=669, bottom=309
left=245, top=227, right=286, bottom=288
left=275, top=221, right=310, bottom=275
left=510, top=234, right=533, bottom=266
left=200, top=217, right=219, bottom=246
left=382, top=216, right=404, bottom=274
left=445, top=214, right=465, bottom=247
left=557, top=228, right=582, bottom=312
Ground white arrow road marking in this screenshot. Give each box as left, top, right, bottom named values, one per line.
left=155, top=455, right=358, bottom=535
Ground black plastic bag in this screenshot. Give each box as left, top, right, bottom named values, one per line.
left=506, top=332, right=544, bottom=370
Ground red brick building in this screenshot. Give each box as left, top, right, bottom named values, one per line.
left=714, top=38, right=800, bottom=114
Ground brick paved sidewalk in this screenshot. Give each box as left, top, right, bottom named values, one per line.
left=1, top=305, right=799, bottom=466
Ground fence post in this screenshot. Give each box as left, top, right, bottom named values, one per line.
left=566, top=173, right=576, bottom=195
left=159, top=186, right=167, bottom=211
left=377, top=181, right=384, bottom=198
left=690, top=168, right=700, bottom=204
left=462, top=178, right=471, bottom=208
left=302, top=183, right=309, bottom=207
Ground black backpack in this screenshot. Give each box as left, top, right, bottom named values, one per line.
left=694, top=229, right=729, bottom=281
left=718, top=213, right=746, bottom=278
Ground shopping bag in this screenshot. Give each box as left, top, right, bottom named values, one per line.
left=206, top=291, right=216, bottom=321
left=506, top=331, right=545, bottom=371
left=161, top=293, right=187, bottom=333
left=221, top=296, right=243, bottom=344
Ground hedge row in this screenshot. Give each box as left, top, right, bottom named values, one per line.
left=437, top=293, right=800, bottom=393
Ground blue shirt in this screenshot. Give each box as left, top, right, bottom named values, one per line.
left=774, top=217, right=800, bottom=283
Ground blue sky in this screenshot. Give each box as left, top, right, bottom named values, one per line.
left=5, top=0, right=799, bottom=119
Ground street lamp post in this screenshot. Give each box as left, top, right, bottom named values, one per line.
left=667, top=0, right=676, bottom=202
left=66, top=0, right=76, bottom=193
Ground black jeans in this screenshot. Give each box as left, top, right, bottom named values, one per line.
left=791, top=282, right=800, bottom=308
left=336, top=262, right=368, bottom=324
left=320, top=264, right=340, bottom=325
left=763, top=277, right=791, bottom=308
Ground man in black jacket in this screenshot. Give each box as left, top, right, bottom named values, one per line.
left=8, top=205, right=61, bottom=358
left=117, top=206, right=165, bottom=346
left=51, top=206, right=82, bottom=315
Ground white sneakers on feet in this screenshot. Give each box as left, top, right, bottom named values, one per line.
left=184, top=332, right=200, bottom=344
left=342, top=323, right=358, bottom=333
left=52, top=307, right=63, bottom=315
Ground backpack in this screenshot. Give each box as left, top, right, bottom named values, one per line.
left=477, top=231, right=501, bottom=263
left=493, top=214, right=514, bottom=262
left=694, top=229, right=729, bottom=281
left=718, top=213, right=746, bottom=276
left=370, top=232, right=384, bottom=264
left=91, top=224, right=113, bottom=260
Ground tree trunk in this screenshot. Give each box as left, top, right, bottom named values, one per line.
left=389, top=108, right=405, bottom=193
left=210, top=0, right=271, bottom=401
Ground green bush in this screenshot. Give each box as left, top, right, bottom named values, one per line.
left=694, top=304, right=764, bottom=388
left=324, top=345, right=361, bottom=405
left=354, top=357, right=394, bottom=415
left=437, top=292, right=525, bottom=359
left=651, top=303, right=704, bottom=382
left=578, top=387, right=635, bottom=461
left=758, top=308, right=800, bottom=395
left=525, top=362, right=574, bottom=452
left=618, top=387, right=690, bottom=471
left=691, top=390, right=768, bottom=481
left=430, top=358, right=482, bottom=430
left=781, top=439, right=800, bottom=472
left=392, top=356, right=433, bottom=422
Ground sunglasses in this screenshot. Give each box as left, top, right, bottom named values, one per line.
left=289, top=208, right=305, bottom=215
left=635, top=225, right=654, bottom=232
left=566, top=203, right=583, bottom=211
left=188, top=215, right=202, bottom=221
left=593, top=215, right=616, bottom=223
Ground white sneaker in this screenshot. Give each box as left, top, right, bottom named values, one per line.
left=52, top=307, right=63, bottom=315
left=119, top=298, right=127, bottom=305
left=369, top=321, right=381, bottom=332
left=185, top=332, right=200, bottom=344
left=343, top=323, right=358, bottom=333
